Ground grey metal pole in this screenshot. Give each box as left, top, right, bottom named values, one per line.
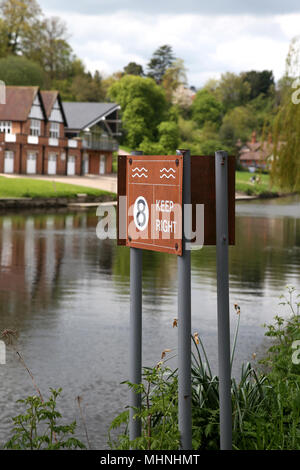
left=129, top=151, right=143, bottom=442
left=177, top=149, right=192, bottom=450
left=215, top=150, right=232, bottom=450
left=129, top=246, right=142, bottom=441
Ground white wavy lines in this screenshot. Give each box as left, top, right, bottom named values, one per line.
left=160, top=167, right=176, bottom=179
left=133, top=167, right=147, bottom=172
left=131, top=166, right=148, bottom=178
left=160, top=174, right=175, bottom=179
left=132, top=173, right=148, bottom=178
left=160, top=168, right=175, bottom=173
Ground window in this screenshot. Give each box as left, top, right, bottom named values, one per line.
left=50, top=122, right=60, bottom=138
left=30, top=119, right=41, bottom=136
left=0, top=121, right=12, bottom=134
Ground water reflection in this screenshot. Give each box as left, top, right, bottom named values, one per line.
left=0, top=197, right=299, bottom=449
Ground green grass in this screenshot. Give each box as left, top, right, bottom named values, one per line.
left=0, top=176, right=115, bottom=199
left=235, top=171, right=280, bottom=196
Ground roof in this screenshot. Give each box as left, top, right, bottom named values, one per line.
left=63, top=102, right=120, bottom=131
left=239, top=141, right=275, bottom=161
left=40, top=90, right=67, bottom=125
left=40, top=91, right=58, bottom=118
left=0, top=86, right=46, bottom=121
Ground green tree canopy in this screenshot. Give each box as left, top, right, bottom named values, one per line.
left=219, top=105, right=257, bottom=150
left=147, top=45, right=175, bottom=84
left=161, top=58, right=187, bottom=102
left=0, top=0, right=42, bottom=54
left=272, top=37, right=300, bottom=191
left=157, top=121, right=180, bottom=152
left=0, top=55, right=45, bottom=86
left=208, top=72, right=251, bottom=112
left=242, top=70, right=274, bottom=100
left=123, top=62, right=144, bottom=76
left=191, top=89, right=223, bottom=128
left=23, top=16, right=74, bottom=80
left=108, top=75, right=167, bottom=148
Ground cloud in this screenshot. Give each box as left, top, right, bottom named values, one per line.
left=38, top=0, right=300, bottom=16
left=42, top=9, right=295, bottom=87
left=37, top=0, right=300, bottom=88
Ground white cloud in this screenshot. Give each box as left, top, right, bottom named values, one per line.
left=42, top=9, right=297, bottom=86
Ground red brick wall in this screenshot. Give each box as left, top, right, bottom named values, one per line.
left=106, top=153, right=113, bottom=173
left=44, top=149, right=63, bottom=175
left=66, top=149, right=82, bottom=175
left=22, top=145, right=43, bottom=174
left=22, top=119, right=46, bottom=136
left=45, top=122, right=65, bottom=138
left=88, top=151, right=113, bottom=175
left=0, top=143, right=21, bottom=173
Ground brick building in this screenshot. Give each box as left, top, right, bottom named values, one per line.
left=238, top=131, right=275, bottom=171
left=63, top=102, right=121, bottom=175
left=0, top=86, right=120, bottom=176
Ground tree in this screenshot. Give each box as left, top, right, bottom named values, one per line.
left=191, top=89, right=223, bottom=128
left=272, top=37, right=300, bottom=191
left=161, top=58, right=187, bottom=102
left=69, top=72, right=106, bottom=102
left=242, top=70, right=274, bottom=100
left=157, top=121, right=179, bottom=153
left=23, top=16, right=74, bottom=81
left=0, top=0, right=42, bottom=54
left=0, top=55, right=45, bottom=86
left=219, top=105, right=257, bottom=150
left=123, top=62, right=144, bottom=76
left=139, top=121, right=179, bottom=154
left=108, top=75, right=167, bottom=148
left=212, top=72, right=251, bottom=111
left=147, top=45, right=175, bottom=84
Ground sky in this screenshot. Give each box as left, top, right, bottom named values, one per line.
left=38, top=0, right=300, bottom=87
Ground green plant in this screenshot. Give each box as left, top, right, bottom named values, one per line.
left=108, top=362, right=180, bottom=450
left=109, top=294, right=300, bottom=450
left=4, top=388, right=85, bottom=450
left=109, top=306, right=272, bottom=450
left=190, top=308, right=273, bottom=450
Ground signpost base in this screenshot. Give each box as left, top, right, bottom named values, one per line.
left=215, top=150, right=232, bottom=450
left=177, top=149, right=192, bottom=450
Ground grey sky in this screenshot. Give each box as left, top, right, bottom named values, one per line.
left=38, top=0, right=300, bottom=16
left=37, top=1, right=300, bottom=87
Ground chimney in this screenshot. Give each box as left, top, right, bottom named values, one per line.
left=251, top=130, right=257, bottom=144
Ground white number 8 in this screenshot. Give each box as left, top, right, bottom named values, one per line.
left=133, top=196, right=149, bottom=231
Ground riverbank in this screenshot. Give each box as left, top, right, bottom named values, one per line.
left=0, top=172, right=294, bottom=210
left=235, top=170, right=282, bottom=197
left=0, top=175, right=115, bottom=199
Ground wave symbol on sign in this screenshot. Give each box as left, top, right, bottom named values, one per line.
left=160, top=167, right=176, bottom=179
left=132, top=167, right=148, bottom=178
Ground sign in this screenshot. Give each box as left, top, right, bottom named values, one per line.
left=118, top=154, right=235, bottom=247
left=126, top=154, right=183, bottom=255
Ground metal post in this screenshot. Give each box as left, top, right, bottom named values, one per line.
left=129, top=247, right=142, bottom=441
left=177, top=149, right=192, bottom=450
left=215, top=150, right=232, bottom=450
left=129, top=151, right=143, bottom=442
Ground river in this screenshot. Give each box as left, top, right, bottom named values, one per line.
left=0, top=195, right=300, bottom=449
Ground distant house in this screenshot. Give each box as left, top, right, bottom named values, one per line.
left=0, top=86, right=120, bottom=176
left=63, top=102, right=121, bottom=175
left=238, top=131, right=274, bottom=170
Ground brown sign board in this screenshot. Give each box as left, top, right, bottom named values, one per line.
left=117, top=154, right=235, bottom=250
left=125, top=154, right=183, bottom=255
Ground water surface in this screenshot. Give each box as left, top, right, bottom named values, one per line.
left=0, top=195, right=300, bottom=449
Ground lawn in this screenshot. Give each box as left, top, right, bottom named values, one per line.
left=0, top=171, right=282, bottom=199
left=235, top=171, right=280, bottom=196
left=0, top=176, right=115, bottom=199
